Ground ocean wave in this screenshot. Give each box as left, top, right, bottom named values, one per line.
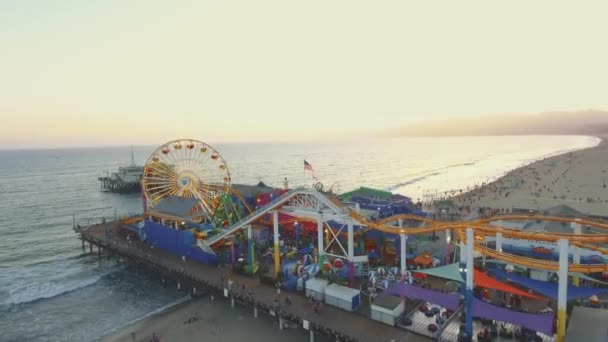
left=3, top=275, right=103, bottom=307
left=1, top=261, right=120, bottom=307
left=387, top=172, right=443, bottom=190
left=386, top=157, right=486, bottom=192
left=445, top=160, right=480, bottom=168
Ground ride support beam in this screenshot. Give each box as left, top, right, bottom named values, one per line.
left=465, top=228, right=474, bottom=340
left=273, top=211, right=280, bottom=278
left=247, top=225, right=254, bottom=269
left=317, top=214, right=324, bottom=260
left=347, top=219, right=355, bottom=285
left=231, top=236, right=236, bottom=266
left=398, top=219, right=407, bottom=275
left=400, top=234, right=407, bottom=276
left=459, top=239, right=466, bottom=266
left=557, top=238, right=569, bottom=342
left=496, top=232, right=503, bottom=252
left=572, top=221, right=581, bottom=287
left=445, top=230, right=451, bottom=265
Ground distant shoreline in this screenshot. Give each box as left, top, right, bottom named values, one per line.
left=446, top=134, right=608, bottom=217
left=417, top=135, right=601, bottom=203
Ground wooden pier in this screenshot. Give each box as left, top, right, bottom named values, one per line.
left=98, top=173, right=141, bottom=193
left=77, top=221, right=429, bottom=342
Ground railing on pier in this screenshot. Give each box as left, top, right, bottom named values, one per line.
left=73, top=208, right=142, bottom=233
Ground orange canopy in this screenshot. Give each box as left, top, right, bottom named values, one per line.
left=475, top=269, right=543, bottom=300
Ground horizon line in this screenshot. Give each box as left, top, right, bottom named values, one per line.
left=0, top=133, right=602, bottom=152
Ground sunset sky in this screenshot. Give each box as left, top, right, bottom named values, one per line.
left=1, top=1, right=607, bottom=148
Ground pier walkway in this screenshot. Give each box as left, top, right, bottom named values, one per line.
left=77, top=222, right=429, bottom=342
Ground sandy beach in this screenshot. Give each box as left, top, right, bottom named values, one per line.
left=449, top=135, right=608, bottom=217
left=102, top=296, right=319, bottom=342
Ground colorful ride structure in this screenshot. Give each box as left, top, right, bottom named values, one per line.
left=130, top=139, right=608, bottom=342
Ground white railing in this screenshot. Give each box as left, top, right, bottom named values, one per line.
left=205, top=189, right=299, bottom=245
left=204, top=187, right=348, bottom=246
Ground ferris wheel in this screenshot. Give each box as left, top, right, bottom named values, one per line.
left=142, top=139, right=231, bottom=218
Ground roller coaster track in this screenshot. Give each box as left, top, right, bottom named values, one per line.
left=198, top=189, right=608, bottom=272
left=331, top=196, right=608, bottom=272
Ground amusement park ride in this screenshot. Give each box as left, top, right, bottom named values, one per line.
left=134, top=139, right=608, bottom=342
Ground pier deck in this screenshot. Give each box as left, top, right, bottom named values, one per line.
left=78, top=222, right=429, bottom=342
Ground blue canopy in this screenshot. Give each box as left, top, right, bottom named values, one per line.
left=490, top=268, right=608, bottom=301
left=472, top=298, right=554, bottom=336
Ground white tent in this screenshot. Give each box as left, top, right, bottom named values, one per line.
left=324, top=283, right=361, bottom=312
left=305, top=278, right=329, bottom=301
left=371, top=296, right=404, bottom=326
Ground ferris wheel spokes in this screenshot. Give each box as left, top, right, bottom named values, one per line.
left=142, top=139, right=231, bottom=221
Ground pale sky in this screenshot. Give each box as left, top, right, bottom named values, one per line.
left=1, top=1, right=607, bottom=148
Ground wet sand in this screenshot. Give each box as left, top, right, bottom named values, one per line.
left=451, top=135, right=608, bottom=217
left=102, top=296, right=317, bottom=342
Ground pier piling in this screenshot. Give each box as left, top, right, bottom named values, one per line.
left=309, top=329, right=314, bottom=342
left=89, top=243, right=93, bottom=254
left=279, top=316, right=284, bottom=330
left=253, top=306, right=258, bottom=318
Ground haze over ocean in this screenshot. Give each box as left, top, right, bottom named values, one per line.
left=0, top=135, right=599, bottom=341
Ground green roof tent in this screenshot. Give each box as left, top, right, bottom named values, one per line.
left=413, top=263, right=464, bottom=283
left=339, top=187, right=393, bottom=201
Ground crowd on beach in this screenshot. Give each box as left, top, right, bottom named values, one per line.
left=429, top=145, right=608, bottom=218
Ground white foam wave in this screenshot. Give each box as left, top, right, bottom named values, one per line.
left=4, top=274, right=103, bottom=306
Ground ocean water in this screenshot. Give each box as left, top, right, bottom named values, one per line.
left=0, top=135, right=599, bottom=341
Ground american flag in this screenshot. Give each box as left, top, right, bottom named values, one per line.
left=304, top=160, right=314, bottom=172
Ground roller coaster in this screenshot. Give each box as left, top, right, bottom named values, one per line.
left=196, top=187, right=608, bottom=273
